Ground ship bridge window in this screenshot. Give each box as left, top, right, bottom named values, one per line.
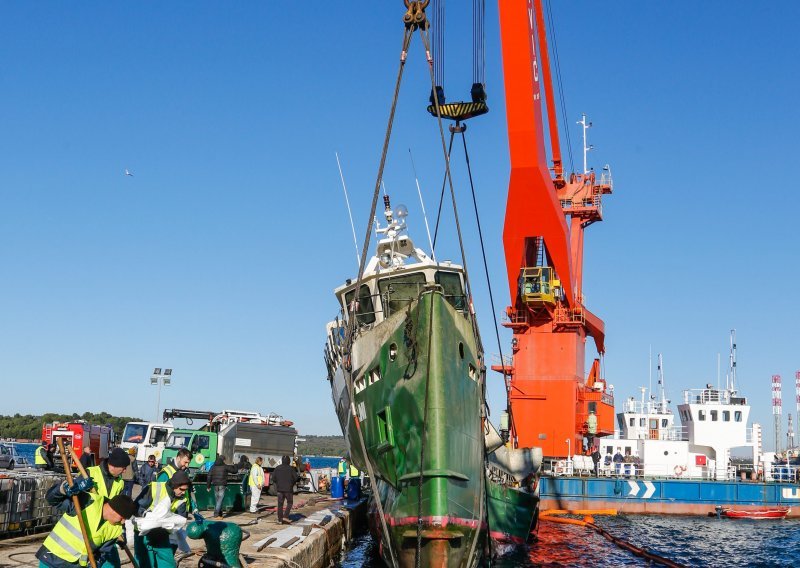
left=661, top=419, right=669, bottom=428
left=735, top=411, right=742, bottom=422
left=698, top=410, right=706, bottom=421
left=639, top=418, right=646, bottom=427
left=629, top=417, right=635, bottom=427
left=618, top=416, right=625, bottom=430
left=378, top=273, right=427, bottom=317
left=435, top=271, right=466, bottom=311
left=345, top=285, right=377, bottom=325
left=711, top=410, right=718, bottom=422
left=723, top=410, right=730, bottom=422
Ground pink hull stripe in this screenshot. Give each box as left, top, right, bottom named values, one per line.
left=489, top=530, right=527, bottom=545
left=384, top=514, right=487, bottom=530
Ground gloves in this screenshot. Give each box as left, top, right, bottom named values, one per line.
left=65, top=477, right=95, bottom=496
left=192, top=511, right=205, bottom=523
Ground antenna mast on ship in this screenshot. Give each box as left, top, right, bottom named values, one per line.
left=729, top=329, right=737, bottom=394
left=657, top=353, right=668, bottom=413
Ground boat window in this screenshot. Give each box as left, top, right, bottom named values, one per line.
left=735, top=411, right=742, bottom=422
left=710, top=410, right=718, bottom=422
left=662, top=419, right=669, bottom=428
left=649, top=419, right=658, bottom=429
left=629, top=417, right=635, bottom=427
left=617, top=416, right=625, bottom=430
left=378, top=273, right=427, bottom=316
left=723, top=411, right=730, bottom=422
left=344, top=285, right=377, bottom=325
left=639, top=418, right=646, bottom=427
left=435, top=271, right=466, bottom=311
left=698, top=410, right=706, bottom=421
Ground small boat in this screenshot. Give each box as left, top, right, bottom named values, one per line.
left=714, top=506, right=790, bottom=519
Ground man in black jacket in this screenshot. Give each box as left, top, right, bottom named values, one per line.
left=207, top=456, right=238, bottom=519
left=271, top=455, right=298, bottom=524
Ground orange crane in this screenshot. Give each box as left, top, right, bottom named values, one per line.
left=493, top=0, right=614, bottom=458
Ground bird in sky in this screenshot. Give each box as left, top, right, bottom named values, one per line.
left=125, top=169, right=133, bottom=177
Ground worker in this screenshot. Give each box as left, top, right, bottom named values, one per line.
left=79, top=447, right=95, bottom=470
left=613, top=448, right=624, bottom=476
left=35, top=441, right=50, bottom=470
left=87, top=447, right=130, bottom=500
left=157, top=448, right=192, bottom=483
left=348, top=463, right=360, bottom=480
left=272, top=456, right=298, bottom=524
left=206, top=455, right=237, bottom=519
left=36, top=476, right=137, bottom=568
left=134, top=470, right=197, bottom=568
left=591, top=446, right=602, bottom=476
left=337, top=457, right=347, bottom=480
left=248, top=457, right=265, bottom=513
left=121, top=450, right=137, bottom=497
left=587, top=410, right=598, bottom=449
left=138, top=455, right=159, bottom=488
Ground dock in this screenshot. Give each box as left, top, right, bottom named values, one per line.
left=0, top=492, right=367, bottom=567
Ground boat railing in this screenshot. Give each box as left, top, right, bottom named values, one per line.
left=683, top=388, right=731, bottom=405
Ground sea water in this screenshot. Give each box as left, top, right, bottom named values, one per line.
left=338, top=513, right=800, bottom=567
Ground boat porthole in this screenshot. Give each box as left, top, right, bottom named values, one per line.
left=459, top=342, right=464, bottom=359
left=389, top=343, right=397, bottom=362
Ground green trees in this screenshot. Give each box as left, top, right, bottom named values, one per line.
left=0, top=412, right=143, bottom=441
left=297, top=435, right=346, bottom=457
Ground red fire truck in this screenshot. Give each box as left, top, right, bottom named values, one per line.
left=41, top=421, right=116, bottom=465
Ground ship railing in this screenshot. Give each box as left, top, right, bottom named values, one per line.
left=622, top=399, right=674, bottom=415
left=492, top=354, right=513, bottom=368
left=501, top=309, right=529, bottom=325
left=683, top=388, right=731, bottom=405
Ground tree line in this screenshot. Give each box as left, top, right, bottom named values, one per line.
left=296, top=434, right=347, bottom=457
left=0, top=412, right=143, bottom=441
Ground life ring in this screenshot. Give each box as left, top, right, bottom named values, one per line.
left=674, top=465, right=686, bottom=477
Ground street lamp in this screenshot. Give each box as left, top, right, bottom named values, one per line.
left=151, top=368, right=172, bottom=422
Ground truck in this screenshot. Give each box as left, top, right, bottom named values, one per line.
left=119, top=421, right=174, bottom=465
left=41, top=421, right=116, bottom=466
left=160, top=409, right=298, bottom=484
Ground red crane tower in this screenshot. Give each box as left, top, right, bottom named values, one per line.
left=494, top=0, right=614, bottom=458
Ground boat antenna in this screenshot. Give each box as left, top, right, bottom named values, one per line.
left=648, top=345, right=653, bottom=400
left=657, top=353, right=667, bottom=412
left=335, top=152, right=361, bottom=268
left=729, top=328, right=737, bottom=394
left=717, top=352, right=721, bottom=391
left=408, top=148, right=436, bottom=260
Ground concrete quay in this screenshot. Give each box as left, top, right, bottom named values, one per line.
left=0, top=493, right=367, bottom=568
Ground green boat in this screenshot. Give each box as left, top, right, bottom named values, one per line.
left=324, top=200, right=541, bottom=566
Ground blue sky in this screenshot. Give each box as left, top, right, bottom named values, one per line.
left=1, top=2, right=798, bottom=441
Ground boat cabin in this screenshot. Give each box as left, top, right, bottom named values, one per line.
left=337, top=264, right=468, bottom=327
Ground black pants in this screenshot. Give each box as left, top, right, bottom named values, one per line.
left=277, top=491, right=293, bottom=522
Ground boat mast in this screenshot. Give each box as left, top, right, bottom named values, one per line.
left=657, top=353, right=668, bottom=413
left=729, top=329, right=737, bottom=394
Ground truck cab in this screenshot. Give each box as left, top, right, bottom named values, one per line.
left=162, top=430, right=218, bottom=471
left=120, top=422, right=174, bottom=465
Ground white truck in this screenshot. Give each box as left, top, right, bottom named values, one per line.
left=120, top=421, right=174, bottom=465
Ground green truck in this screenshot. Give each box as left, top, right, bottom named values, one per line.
left=160, top=409, right=299, bottom=498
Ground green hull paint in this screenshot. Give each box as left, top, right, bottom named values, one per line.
left=350, top=290, right=485, bottom=567
left=486, top=479, right=538, bottom=546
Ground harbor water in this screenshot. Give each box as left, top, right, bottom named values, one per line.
left=338, top=514, right=800, bottom=567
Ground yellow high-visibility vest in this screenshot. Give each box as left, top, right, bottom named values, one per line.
left=35, top=446, right=48, bottom=465
left=249, top=464, right=264, bottom=488
left=42, top=497, right=122, bottom=566
left=87, top=465, right=123, bottom=499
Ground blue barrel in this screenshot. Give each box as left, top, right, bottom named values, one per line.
left=346, top=477, right=361, bottom=500
left=331, top=476, right=344, bottom=499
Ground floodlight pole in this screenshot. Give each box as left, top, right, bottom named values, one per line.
left=151, top=368, right=172, bottom=422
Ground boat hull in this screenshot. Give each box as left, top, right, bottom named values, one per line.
left=333, top=290, right=486, bottom=567
left=541, top=476, right=800, bottom=517
left=486, top=479, right=537, bottom=550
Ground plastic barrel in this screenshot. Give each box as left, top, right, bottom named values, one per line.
left=346, top=477, right=361, bottom=500
left=331, top=476, right=344, bottom=499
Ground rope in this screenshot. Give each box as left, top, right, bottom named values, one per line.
left=415, top=292, right=436, bottom=568
left=344, top=17, right=415, bottom=566
left=431, top=129, right=456, bottom=250
left=545, top=0, right=574, bottom=174
left=458, top=125, right=516, bottom=439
